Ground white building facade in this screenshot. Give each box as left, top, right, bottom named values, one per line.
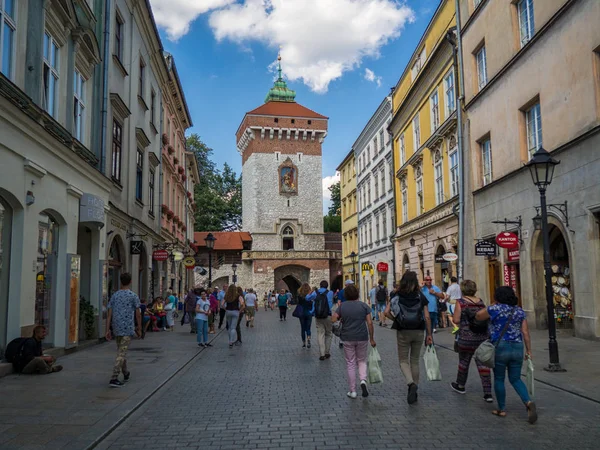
left=355, top=96, right=395, bottom=298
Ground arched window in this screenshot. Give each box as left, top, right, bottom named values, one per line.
left=282, top=226, right=294, bottom=250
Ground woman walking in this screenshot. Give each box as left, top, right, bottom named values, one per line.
left=277, top=289, right=289, bottom=321
left=235, top=286, right=246, bottom=345
left=450, top=280, right=492, bottom=401
left=195, top=288, right=211, bottom=347
left=296, top=283, right=315, bottom=348
left=475, top=286, right=537, bottom=423
left=224, top=285, right=244, bottom=349
left=332, top=284, right=376, bottom=399
left=384, top=271, right=433, bottom=404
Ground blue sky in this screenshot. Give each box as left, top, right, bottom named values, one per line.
left=151, top=0, right=438, bottom=210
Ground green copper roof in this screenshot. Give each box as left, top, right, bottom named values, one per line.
left=264, top=56, right=296, bottom=103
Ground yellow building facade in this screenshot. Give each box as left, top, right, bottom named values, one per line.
left=390, top=0, right=459, bottom=288
left=337, top=150, right=358, bottom=283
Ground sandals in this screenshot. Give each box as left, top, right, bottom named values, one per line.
left=492, top=410, right=507, bottom=417
left=526, top=401, right=538, bottom=424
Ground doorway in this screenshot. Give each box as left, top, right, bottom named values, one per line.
left=36, top=212, right=60, bottom=336
left=108, top=235, right=126, bottom=298
left=0, top=196, right=12, bottom=353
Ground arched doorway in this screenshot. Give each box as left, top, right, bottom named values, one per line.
left=402, top=253, right=410, bottom=274
left=434, top=245, right=449, bottom=291
left=0, top=196, right=12, bottom=352
left=212, top=276, right=230, bottom=290
left=532, top=222, right=573, bottom=331
left=274, top=265, right=310, bottom=302
left=108, top=235, right=126, bottom=298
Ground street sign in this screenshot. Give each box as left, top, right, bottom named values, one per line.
left=475, top=240, right=497, bottom=256
left=152, top=249, right=169, bottom=261
left=443, top=252, right=458, bottom=262
left=377, top=262, right=389, bottom=272
left=507, top=249, right=520, bottom=262
left=183, top=257, right=196, bottom=268
left=130, top=240, right=143, bottom=255
left=496, top=232, right=519, bottom=249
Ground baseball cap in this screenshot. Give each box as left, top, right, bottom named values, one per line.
left=345, top=280, right=354, bottom=286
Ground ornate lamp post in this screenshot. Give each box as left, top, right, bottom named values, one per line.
left=204, top=233, right=216, bottom=288
left=231, top=263, right=238, bottom=285
left=525, top=147, right=565, bottom=372
left=350, top=251, right=358, bottom=284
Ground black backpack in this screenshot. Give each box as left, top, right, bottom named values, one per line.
left=393, top=295, right=425, bottom=330
left=4, top=337, right=28, bottom=371
left=376, top=286, right=387, bottom=303
left=314, top=290, right=330, bottom=319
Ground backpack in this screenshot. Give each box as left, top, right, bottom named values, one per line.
left=376, top=286, right=387, bottom=304
left=314, top=290, right=330, bottom=319
left=392, top=295, right=425, bottom=330
left=4, top=337, right=28, bottom=372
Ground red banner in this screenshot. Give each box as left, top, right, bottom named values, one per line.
left=503, top=264, right=510, bottom=286
left=377, top=262, right=389, bottom=272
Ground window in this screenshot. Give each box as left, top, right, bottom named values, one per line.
left=382, top=210, right=387, bottom=240
left=136, top=150, right=144, bottom=201
left=476, top=46, right=487, bottom=90
left=282, top=226, right=294, bottom=250
left=367, top=145, right=370, bottom=162
left=42, top=32, right=60, bottom=117
left=389, top=163, right=393, bottom=192
left=434, top=154, right=444, bottom=205
left=399, top=134, right=406, bottom=165
left=73, top=71, right=86, bottom=142
left=373, top=137, right=378, bottom=155
left=416, top=175, right=424, bottom=215
left=111, top=120, right=122, bottom=181
left=379, top=130, right=384, bottom=152
left=413, top=114, right=420, bottom=147
left=411, top=47, right=426, bottom=81
left=449, top=147, right=459, bottom=197
left=390, top=206, right=395, bottom=234
left=430, top=91, right=440, bottom=131
left=380, top=170, right=385, bottom=198
left=369, top=220, right=373, bottom=244
left=166, top=180, right=170, bottom=205
left=115, top=13, right=123, bottom=60
left=367, top=180, right=371, bottom=205
left=526, top=103, right=542, bottom=157
left=374, top=175, right=379, bottom=199
left=518, top=0, right=535, bottom=47
left=376, top=216, right=380, bottom=242
left=149, top=169, right=155, bottom=214
left=444, top=70, right=455, bottom=117
left=139, top=58, right=145, bottom=98
left=401, top=183, right=408, bottom=223
left=481, top=139, right=492, bottom=186
left=150, top=90, right=156, bottom=126
left=0, top=0, right=16, bottom=79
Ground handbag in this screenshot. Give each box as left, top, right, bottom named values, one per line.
left=423, top=345, right=442, bottom=381
left=164, top=302, right=174, bottom=311
left=292, top=304, right=304, bottom=318
left=474, top=309, right=515, bottom=368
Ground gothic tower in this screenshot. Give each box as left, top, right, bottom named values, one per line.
left=236, top=55, right=337, bottom=296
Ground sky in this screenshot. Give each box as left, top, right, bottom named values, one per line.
left=149, top=0, right=439, bottom=212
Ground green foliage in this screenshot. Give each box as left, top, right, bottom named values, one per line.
left=187, top=134, right=242, bottom=231
left=79, top=296, right=97, bottom=339
left=323, top=215, right=342, bottom=232
left=328, top=181, right=341, bottom=216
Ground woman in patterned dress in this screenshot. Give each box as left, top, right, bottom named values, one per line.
left=450, top=280, right=493, bottom=402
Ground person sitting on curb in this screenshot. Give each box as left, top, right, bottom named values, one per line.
left=18, top=325, right=63, bottom=374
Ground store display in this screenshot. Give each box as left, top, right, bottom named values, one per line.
left=550, top=264, right=573, bottom=328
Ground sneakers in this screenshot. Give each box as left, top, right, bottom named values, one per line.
left=347, top=391, right=357, bottom=399
left=246, top=320, right=249, bottom=327
left=198, top=343, right=206, bottom=348
left=360, top=380, right=369, bottom=398
left=51, top=365, right=63, bottom=373
left=325, top=353, right=331, bottom=359
left=451, top=382, right=466, bottom=394
left=205, top=343, right=213, bottom=347
left=307, top=340, right=311, bottom=349
left=302, top=343, right=306, bottom=348
left=319, top=356, right=326, bottom=361
left=433, top=328, right=437, bottom=334
left=452, top=327, right=460, bottom=334
left=109, top=379, right=124, bottom=388
left=123, top=371, right=130, bottom=382
left=407, top=383, right=418, bottom=404
left=484, top=394, right=494, bottom=403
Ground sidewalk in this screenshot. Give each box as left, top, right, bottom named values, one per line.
left=0, top=324, right=219, bottom=449
left=431, top=325, right=600, bottom=403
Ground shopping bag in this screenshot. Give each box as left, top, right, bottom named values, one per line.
left=368, top=347, right=383, bottom=384
left=526, top=357, right=535, bottom=397
left=424, top=345, right=442, bottom=381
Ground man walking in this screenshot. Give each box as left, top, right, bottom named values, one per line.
left=106, top=273, right=141, bottom=388
left=375, top=280, right=388, bottom=327
left=421, top=276, right=444, bottom=333
left=369, top=285, right=377, bottom=320
left=244, top=288, right=257, bottom=328
left=218, top=284, right=228, bottom=329
left=314, top=280, right=334, bottom=361
left=184, top=289, right=197, bottom=334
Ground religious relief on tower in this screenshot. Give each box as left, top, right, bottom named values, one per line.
left=279, top=158, right=298, bottom=195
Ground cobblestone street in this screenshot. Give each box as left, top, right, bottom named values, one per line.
left=96, top=310, right=600, bottom=450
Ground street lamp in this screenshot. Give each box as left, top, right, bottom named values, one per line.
left=350, top=251, right=358, bottom=283
left=525, top=147, right=565, bottom=372
left=204, top=233, right=216, bottom=288
left=231, top=263, right=238, bottom=285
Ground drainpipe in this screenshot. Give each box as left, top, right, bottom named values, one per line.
left=99, top=0, right=111, bottom=173
left=386, top=95, right=397, bottom=285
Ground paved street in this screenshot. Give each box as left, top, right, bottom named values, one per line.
left=94, top=310, right=600, bottom=450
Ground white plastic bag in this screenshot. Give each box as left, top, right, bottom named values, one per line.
left=424, top=345, right=442, bottom=381
left=526, top=357, right=535, bottom=397
left=368, top=346, right=383, bottom=384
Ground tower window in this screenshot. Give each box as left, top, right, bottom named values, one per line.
left=274, top=118, right=279, bottom=123
left=308, top=120, right=312, bottom=125
left=282, top=226, right=294, bottom=250
left=291, top=119, right=295, bottom=124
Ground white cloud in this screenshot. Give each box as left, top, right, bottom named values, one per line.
left=207, top=0, right=415, bottom=93
left=364, top=68, right=382, bottom=87
left=322, top=173, right=340, bottom=214
left=150, top=0, right=235, bottom=40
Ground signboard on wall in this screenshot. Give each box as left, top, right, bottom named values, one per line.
left=507, top=249, right=520, bottom=262
left=475, top=240, right=497, bottom=256
left=66, top=254, right=81, bottom=348
left=130, top=241, right=143, bottom=255
left=377, top=262, right=389, bottom=272
left=503, top=264, right=510, bottom=286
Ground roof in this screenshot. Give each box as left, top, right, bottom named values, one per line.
left=193, top=232, right=252, bottom=251
left=336, top=148, right=355, bottom=171
left=247, top=101, right=327, bottom=119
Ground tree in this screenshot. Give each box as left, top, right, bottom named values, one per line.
left=323, top=215, right=341, bottom=232
left=328, top=181, right=341, bottom=216
left=187, top=134, right=242, bottom=232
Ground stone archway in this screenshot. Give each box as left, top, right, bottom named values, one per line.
left=274, top=265, right=310, bottom=301
left=212, top=276, right=230, bottom=290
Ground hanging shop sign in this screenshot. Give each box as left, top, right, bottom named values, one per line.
left=475, top=240, right=497, bottom=256
left=130, top=240, right=143, bottom=255
left=434, top=255, right=445, bottom=263
left=496, top=232, right=519, bottom=249
left=183, top=257, right=196, bottom=269
left=361, top=262, right=374, bottom=275
left=504, top=264, right=511, bottom=286
left=442, top=252, right=458, bottom=262
left=377, top=262, right=389, bottom=272
left=172, top=251, right=184, bottom=262
left=79, top=194, right=105, bottom=229
left=152, top=249, right=169, bottom=261
left=507, top=249, right=520, bottom=262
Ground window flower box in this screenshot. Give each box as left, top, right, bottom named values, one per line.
left=167, top=145, right=175, bottom=154
left=162, top=134, right=169, bottom=145
left=173, top=157, right=179, bottom=165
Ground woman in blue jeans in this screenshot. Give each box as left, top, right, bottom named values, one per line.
left=476, top=286, right=537, bottom=424
left=297, top=283, right=314, bottom=348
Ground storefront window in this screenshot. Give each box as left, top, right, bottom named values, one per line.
left=36, top=212, right=59, bottom=331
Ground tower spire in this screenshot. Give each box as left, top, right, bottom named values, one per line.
left=265, top=49, right=296, bottom=103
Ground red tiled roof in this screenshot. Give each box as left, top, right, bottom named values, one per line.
left=247, top=101, right=327, bottom=119
left=194, top=232, right=252, bottom=251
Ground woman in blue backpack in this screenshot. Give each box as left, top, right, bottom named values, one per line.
left=296, top=283, right=315, bottom=348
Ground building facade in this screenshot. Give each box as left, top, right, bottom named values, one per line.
left=460, top=0, right=600, bottom=339
left=355, top=96, right=394, bottom=298
left=337, top=150, right=358, bottom=284
left=390, top=0, right=459, bottom=290
left=236, top=58, right=341, bottom=298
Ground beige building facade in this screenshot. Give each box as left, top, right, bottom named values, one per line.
left=337, top=150, right=358, bottom=284
left=460, top=0, right=600, bottom=339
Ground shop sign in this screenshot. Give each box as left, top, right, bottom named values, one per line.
left=172, top=251, right=184, bottom=262
left=153, top=249, right=169, bottom=261
left=377, top=262, right=389, bottom=272
left=443, top=252, right=458, bottom=262
left=79, top=194, right=105, bottom=228
left=496, top=232, right=519, bottom=249
left=507, top=249, right=520, bottom=262
left=130, top=240, right=143, bottom=255
left=475, top=240, right=497, bottom=256
left=434, top=255, right=445, bottom=263
left=183, top=257, right=196, bottom=269
left=503, top=264, right=510, bottom=285
left=361, top=262, right=373, bottom=275
left=509, top=265, right=518, bottom=291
